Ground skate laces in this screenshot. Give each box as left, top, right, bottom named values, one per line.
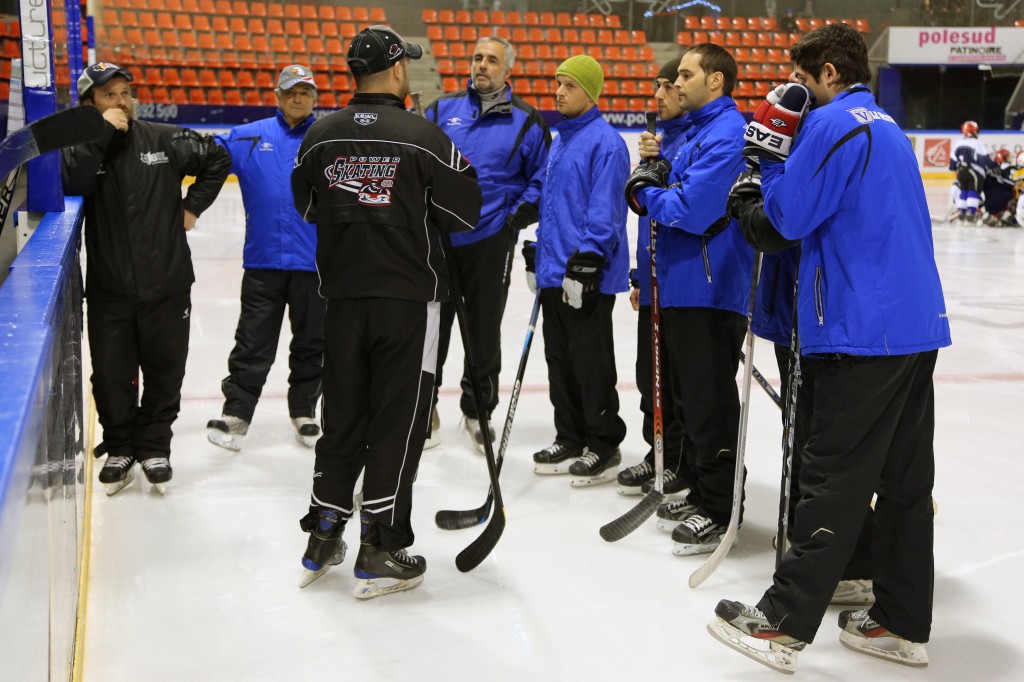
left=576, top=449, right=601, bottom=467
left=682, top=512, right=713, bottom=533
left=665, top=498, right=693, bottom=513
left=629, top=461, right=653, bottom=477
left=740, top=604, right=768, bottom=620
left=142, top=458, right=169, bottom=471
left=106, top=455, right=133, bottom=469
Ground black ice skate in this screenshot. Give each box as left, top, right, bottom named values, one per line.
left=707, top=599, right=807, bottom=675
left=671, top=510, right=736, bottom=555
left=640, top=468, right=690, bottom=499
left=422, top=406, right=441, bottom=450
left=139, top=457, right=172, bottom=494
left=831, top=579, right=875, bottom=606
left=206, top=415, right=249, bottom=451
left=98, top=455, right=135, bottom=496
left=655, top=497, right=697, bottom=532
left=838, top=609, right=928, bottom=667
left=292, top=417, right=321, bottom=448
left=353, top=545, right=425, bottom=600
left=532, top=442, right=583, bottom=475
left=298, top=508, right=348, bottom=588
left=462, top=415, right=495, bottom=455
left=569, top=448, right=621, bottom=487
left=616, top=460, right=654, bottom=496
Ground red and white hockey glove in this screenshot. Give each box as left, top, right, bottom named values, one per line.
left=743, top=83, right=814, bottom=166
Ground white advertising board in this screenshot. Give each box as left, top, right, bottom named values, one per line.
left=889, top=26, right=1024, bottom=65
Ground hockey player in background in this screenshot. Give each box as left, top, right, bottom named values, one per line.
left=290, top=26, right=482, bottom=598
left=1012, top=150, right=1024, bottom=227
left=982, top=148, right=1016, bottom=227
left=524, top=54, right=630, bottom=486
left=949, top=120, right=990, bottom=224
left=624, top=43, right=755, bottom=555
left=617, top=58, right=692, bottom=502
left=707, top=23, right=950, bottom=673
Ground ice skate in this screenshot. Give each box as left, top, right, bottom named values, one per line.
left=206, top=415, right=249, bottom=451
left=671, top=511, right=736, bottom=555
left=831, top=579, right=874, bottom=606
left=462, top=415, right=494, bottom=455
left=655, top=497, right=697, bottom=532
left=838, top=609, right=928, bottom=667
left=569, top=448, right=621, bottom=487
left=616, top=460, right=653, bottom=495
left=707, top=599, right=806, bottom=675
left=422, top=406, right=441, bottom=450
left=640, top=468, right=690, bottom=499
left=140, top=457, right=172, bottom=495
left=298, top=508, right=348, bottom=588
left=532, top=442, right=583, bottom=475
left=98, top=455, right=135, bottom=496
left=352, top=544, right=426, bottom=599
left=292, top=416, right=320, bottom=448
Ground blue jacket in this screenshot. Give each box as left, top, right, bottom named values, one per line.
left=762, top=87, right=951, bottom=356
left=637, top=96, right=755, bottom=313
left=427, top=83, right=550, bottom=246
left=216, top=111, right=316, bottom=271
left=751, top=249, right=798, bottom=347
left=536, top=106, right=630, bottom=294
left=636, top=114, right=689, bottom=307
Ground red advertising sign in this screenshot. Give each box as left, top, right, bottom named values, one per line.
left=923, top=138, right=950, bottom=168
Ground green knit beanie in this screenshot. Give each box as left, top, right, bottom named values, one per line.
left=556, top=55, right=604, bottom=103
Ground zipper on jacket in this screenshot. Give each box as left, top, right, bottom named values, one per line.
left=814, top=266, right=825, bottom=326
left=701, top=236, right=712, bottom=283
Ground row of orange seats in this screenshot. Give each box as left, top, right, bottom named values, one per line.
left=680, top=30, right=802, bottom=48
left=100, top=26, right=352, bottom=55
left=433, top=41, right=655, bottom=64
left=135, top=86, right=349, bottom=107
left=101, top=9, right=365, bottom=39
left=104, top=0, right=384, bottom=23
left=422, top=8, right=621, bottom=29
left=680, top=15, right=868, bottom=33
left=429, top=25, right=647, bottom=47
left=133, top=66, right=355, bottom=92
left=107, top=46, right=349, bottom=73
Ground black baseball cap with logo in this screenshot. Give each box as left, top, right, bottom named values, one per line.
left=77, top=62, right=134, bottom=98
left=346, top=25, right=423, bottom=75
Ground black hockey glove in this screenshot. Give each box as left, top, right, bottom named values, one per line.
left=505, top=202, right=539, bottom=239
left=624, top=158, right=672, bottom=217
left=629, top=267, right=639, bottom=290
left=728, top=169, right=798, bottom=254
left=522, top=239, right=538, bottom=293
left=561, top=250, right=605, bottom=309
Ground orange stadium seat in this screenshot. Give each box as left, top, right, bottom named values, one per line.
left=245, top=90, right=261, bottom=105
left=152, top=87, right=170, bottom=103
left=252, top=35, right=269, bottom=52
left=267, top=3, right=283, bottom=18
left=229, top=17, right=246, bottom=33
left=237, top=71, right=255, bottom=88
left=207, top=89, right=225, bottom=106
left=198, top=0, right=214, bottom=13
left=308, top=37, right=324, bottom=53
left=700, top=16, right=714, bottom=29
left=189, top=89, right=206, bottom=105
left=284, top=4, right=300, bottom=19
left=318, top=92, right=337, bottom=108
left=256, top=70, right=273, bottom=88
left=325, top=38, right=343, bottom=54
left=300, top=4, right=316, bottom=19
left=563, top=28, right=579, bottom=43
left=352, top=8, right=369, bottom=22
left=225, top=89, right=242, bottom=105
left=462, top=26, right=479, bottom=41
left=320, top=22, right=338, bottom=38
left=318, top=5, right=335, bottom=20
left=215, top=0, right=231, bottom=13
left=678, top=31, right=692, bottom=46
left=684, top=16, right=699, bottom=30
left=267, top=19, right=283, bottom=34
left=603, top=80, right=620, bottom=96
left=762, top=17, right=778, bottom=31
left=422, top=9, right=437, bottom=24
left=218, top=70, right=236, bottom=87
left=370, top=8, right=386, bottom=22
left=506, top=11, right=522, bottom=25
left=539, top=11, right=554, bottom=25
left=284, top=19, right=301, bottom=36
left=181, top=68, right=198, bottom=86
left=171, top=87, right=187, bottom=104
left=249, top=1, right=266, bottom=16
left=523, top=12, right=539, bottom=25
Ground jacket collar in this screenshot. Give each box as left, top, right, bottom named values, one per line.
left=688, top=95, right=737, bottom=127
left=661, top=113, right=689, bottom=136
left=555, top=105, right=601, bottom=139
left=276, top=109, right=314, bottom=134
left=350, top=92, right=406, bottom=108
left=466, top=81, right=514, bottom=116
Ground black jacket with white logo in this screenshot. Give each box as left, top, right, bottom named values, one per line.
left=62, top=118, right=231, bottom=301
left=291, top=92, right=482, bottom=303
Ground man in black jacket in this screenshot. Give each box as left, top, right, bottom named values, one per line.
left=291, top=26, right=482, bottom=598
left=62, top=62, right=230, bottom=494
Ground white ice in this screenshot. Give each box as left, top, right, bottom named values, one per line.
left=82, top=180, right=1024, bottom=681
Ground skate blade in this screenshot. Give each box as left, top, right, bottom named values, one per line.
left=299, top=565, right=331, bottom=588
left=148, top=481, right=167, bottom=496
left=656, top=518, right=682, bottom=533
left=839, top=631, right=928, bottom=667
left=707, top=618, right=799, bottom=675
left=207, top=429, right=243, bottom=452
left=617, top=484, right=643, bottom=496
left=422, top=431, right=441, bottom=450
left=295, top=433, right=318, bottom=449
left=103, top=470, right=135, bottom=496
left=672, top=536, right=736, bottom=556
left=352, top=574, right=424, bottom=600
left=570, top=470, right=618, bottom=488
left=532, top=459, right=579, bottom=475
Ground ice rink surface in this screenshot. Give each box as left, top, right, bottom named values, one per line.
left=82, top=180, right=1024, bottom=681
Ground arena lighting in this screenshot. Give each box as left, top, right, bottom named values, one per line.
left=644, top=1, right=723, bottom=18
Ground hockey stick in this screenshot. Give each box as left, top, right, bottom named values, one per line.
left=435, top=292, right=541, bottom=530
left=0, top=106, right=106, bottom=238
left=439, top=231, right=506, bottom=572
left=689, top=252, right=763, bottom=587
left=776, top=259, right=801, bottom=568
left=738, top=349, right=782, bottom=409
left=600, top=113, right=664, bottom=542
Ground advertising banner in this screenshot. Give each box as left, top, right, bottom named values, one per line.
left=889, top=26, right=1024, bottom=65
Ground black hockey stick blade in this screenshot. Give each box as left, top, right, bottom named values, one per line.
left=599, top=489, right=664, bottom=542
left=435, top=501, right=489, bottom=531
left=455, top=504, right=505, bottom=573
left=0, top=106, right=106, bottom=178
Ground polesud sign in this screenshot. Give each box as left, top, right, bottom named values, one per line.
left=888, top=26, right=1024, bottom=65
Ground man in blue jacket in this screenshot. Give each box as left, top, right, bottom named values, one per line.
left=708, top=23, right=950, bottom=673
left=524, top=54, right=629, bottom=486
left=426, top=36, right=550, bottom=453
left=619, top=59, right=692, bottom=502
left=207, top=65, right=323, bottom=452
left=625, top=43, right=755, bottom=554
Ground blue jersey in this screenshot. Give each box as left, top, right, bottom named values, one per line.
left=427, top=83, right=550, bottom=247
left=216, top=111, right=316, bottom=271
left=762, top=87, right=951, bottom=356
left=638, top=96, right=755, bottom=313
left=949, top=137, right=990, bottom=175
left=535, top=106, right=630, bottom=294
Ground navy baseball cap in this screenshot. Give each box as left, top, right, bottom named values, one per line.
left=347, top=25, right=422, bottom=75
left=77, top=62, right=133, bottom=98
